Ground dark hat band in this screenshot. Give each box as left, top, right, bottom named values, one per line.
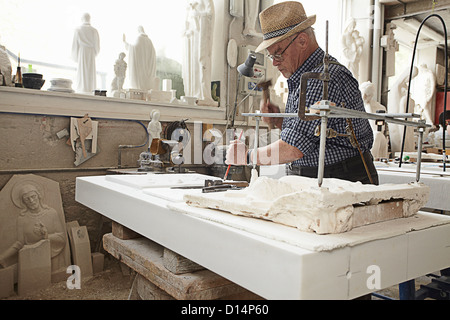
left=263, top=24, right=298, bottom=40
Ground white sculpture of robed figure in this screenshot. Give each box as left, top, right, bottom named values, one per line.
left=388, top=66, right=418, bottom=154
left=182, top=0, right=218, bottom=106
left=341, top=18, right=364, bottom=82
left=71, top=13, right=100, bottom=94
left=412, top=64, right=436, bottom=129
left=243, top=0, right=262, bottom=37
left=123, top=26, right=157, bottom=92
left=360, top=81, right=388, bottom=159
left=110, top=52, right=127, bottom=97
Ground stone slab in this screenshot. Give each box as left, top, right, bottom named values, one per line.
left=17, top=239, right=51, bottom=296
left=91, top=252, right=104, bottom=274
left=69, top=226, right=93, bottom=279
left=0, top=265, right=15, bottom=298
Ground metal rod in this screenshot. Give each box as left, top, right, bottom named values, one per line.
left=318, top=111, right=328, bottom=187
left=243, top=110, right=430, bottom=128
left=416, top=123, right=425, bottom=182
left=254, top=115, right=260, bottom=169
left=230, top=74, right=242, bottom=128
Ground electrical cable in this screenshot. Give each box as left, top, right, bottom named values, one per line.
left=399, top=13, right=448, bottom=172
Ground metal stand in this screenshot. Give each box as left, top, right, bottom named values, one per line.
left=243, top=107, right=430, bottom=186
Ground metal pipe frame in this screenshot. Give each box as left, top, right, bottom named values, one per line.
left=243, top=105, right=431, bottom=186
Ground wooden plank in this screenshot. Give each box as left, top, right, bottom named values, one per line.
left=103, top=233, right=263, bottom=300
left=129, top=274, right=176, bottom=300
left=352, top=200, right=404, bottom=229
left=163, top=248, right=205, bottom=274
left=384, top=0, right=450, bottom=19
left=112, top=221, right=142, bottom=240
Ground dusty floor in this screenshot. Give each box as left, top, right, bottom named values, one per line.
left=3, top=252, right=437, bottom=301
left=4, top=254, right=134, bottom=300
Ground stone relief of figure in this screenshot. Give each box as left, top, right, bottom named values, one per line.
left=182, top=0, right=218, bottom=106
left=71, top=13, right=100, bottom=94
left=243, top=0, right=262, bottom=37
left=341, top=18, right=364, bottom=82
left=123, top=26, right=157, bottom=92
left=360, top=81, right=388, bottom=159
left=0, top=180, right=68, bottom=275
left=110, top=52, right=127, bottom=97
left=388, top=66, right=418, bottom=154
left=411, top=64, right=436, bottom=129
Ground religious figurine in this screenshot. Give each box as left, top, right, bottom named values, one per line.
left=148, top=109, right=162, bottom=144
left=71, top=13, right=100, bottom=94
left=388, top=66, right=418, bottom=154
left=243, top=0, right=262, bottom=37
left=123, top=26, right=157, bottom=92
left=182, top=0, right=218, bottom=106
left=0, top=181, right=68, bottom=275
left=360, top=81, right=388, bottom=159
left=341, top=18, right=364, bottom=82
left=110, top=52, right=127, bottom=97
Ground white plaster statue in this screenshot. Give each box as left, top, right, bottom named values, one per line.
left=0, top=40, right=13, bottom=86
left=360, top=81, right=388, bottom=159
left=71, top=13, right=100, bottom=94
left=123, top=26, right=157, bottom=92
left=381, top=23, right=399, bottom=77
left=148, top=109, right=162, bottom=145
left=243, top=0, right=262, bottom=37
left=387, top=66, right=418, bottom=154
left=0, top=182, right=67, bottom=274
left=341, top=18, right=364, bottom=81
left=411, top=64, right=436, bottom=128
left=182, top=0, right=218, bottom=106
left=110, top=52, right=127, bottom=97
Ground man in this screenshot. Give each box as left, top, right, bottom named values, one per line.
left=226, top=1, right=378, bottom=185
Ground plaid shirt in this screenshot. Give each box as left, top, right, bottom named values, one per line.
left=281, top=48, right=374, bottom=167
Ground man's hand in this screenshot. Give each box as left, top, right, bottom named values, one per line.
left=260, top=100, right=283, bottom=129
left=225, top=140, right=248, bottom=166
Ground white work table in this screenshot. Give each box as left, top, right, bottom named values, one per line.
left=375, top=162, right=450, bottom=211
left=76, top=173, right=450, bottom=300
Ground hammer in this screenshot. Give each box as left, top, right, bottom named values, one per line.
left=257, top=79, right=274, bottom=129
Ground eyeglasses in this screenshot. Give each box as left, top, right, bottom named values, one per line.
left=267, top=33, right=300, bottom=62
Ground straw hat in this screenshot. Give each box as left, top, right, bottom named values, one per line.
left=256, top=1, right=316, bottom=52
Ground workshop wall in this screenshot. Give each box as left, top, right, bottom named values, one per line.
left=0, top=0, right=268, bottom=252
left=0, top=112, right=250, bottom=251
left=0, top=113, right=150, bottom=250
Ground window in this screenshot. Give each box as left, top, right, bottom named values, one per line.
left=0, top=0, right=186, bottom=94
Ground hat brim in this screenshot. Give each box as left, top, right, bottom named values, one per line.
left=255, top=15, right=316, bottom=53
